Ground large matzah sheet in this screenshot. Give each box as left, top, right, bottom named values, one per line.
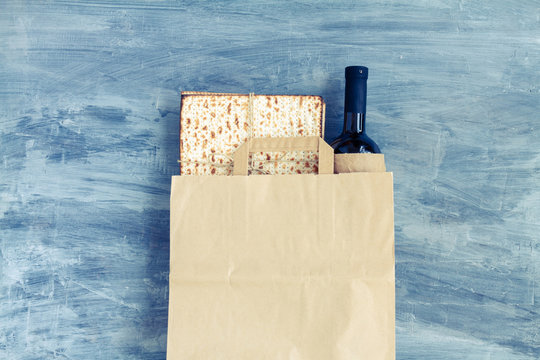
left=180, top=92, right=325, bottom=175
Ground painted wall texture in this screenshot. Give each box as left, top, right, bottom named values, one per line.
left=1, top=0, right=539, bottom=359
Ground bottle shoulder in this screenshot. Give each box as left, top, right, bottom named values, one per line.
left=331, top=133, right=380, bottom=154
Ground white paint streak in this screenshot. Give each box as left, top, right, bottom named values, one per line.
left=71, top=280, right=140, bottom=311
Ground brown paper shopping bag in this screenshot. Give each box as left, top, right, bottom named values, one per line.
left=168, top=137, right=395, bottom=360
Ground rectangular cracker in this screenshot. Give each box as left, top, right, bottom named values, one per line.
left=180, top=92, right=325, bottom=175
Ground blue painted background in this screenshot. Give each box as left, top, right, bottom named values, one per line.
left=1, top=1, right=539, bottom=359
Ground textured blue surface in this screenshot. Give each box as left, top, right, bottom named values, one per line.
left=1, top=1, right=539, bottom=359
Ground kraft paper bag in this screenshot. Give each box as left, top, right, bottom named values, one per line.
left=168, top=137, right=395, bottom=360
left=334, top=153, right=386, bottom=173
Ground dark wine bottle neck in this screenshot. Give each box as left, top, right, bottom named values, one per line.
left=343, top=112, right=365, bottom=134
left=344, top=67, right=368, bottom=136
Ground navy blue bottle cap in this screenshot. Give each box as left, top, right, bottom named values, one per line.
left=345, top=66, right=368, bottom=79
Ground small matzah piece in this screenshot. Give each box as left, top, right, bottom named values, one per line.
left=180, top=92, right=325, bottom=175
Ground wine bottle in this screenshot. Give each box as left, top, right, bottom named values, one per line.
left=330, top=66, right=380, bottom=154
